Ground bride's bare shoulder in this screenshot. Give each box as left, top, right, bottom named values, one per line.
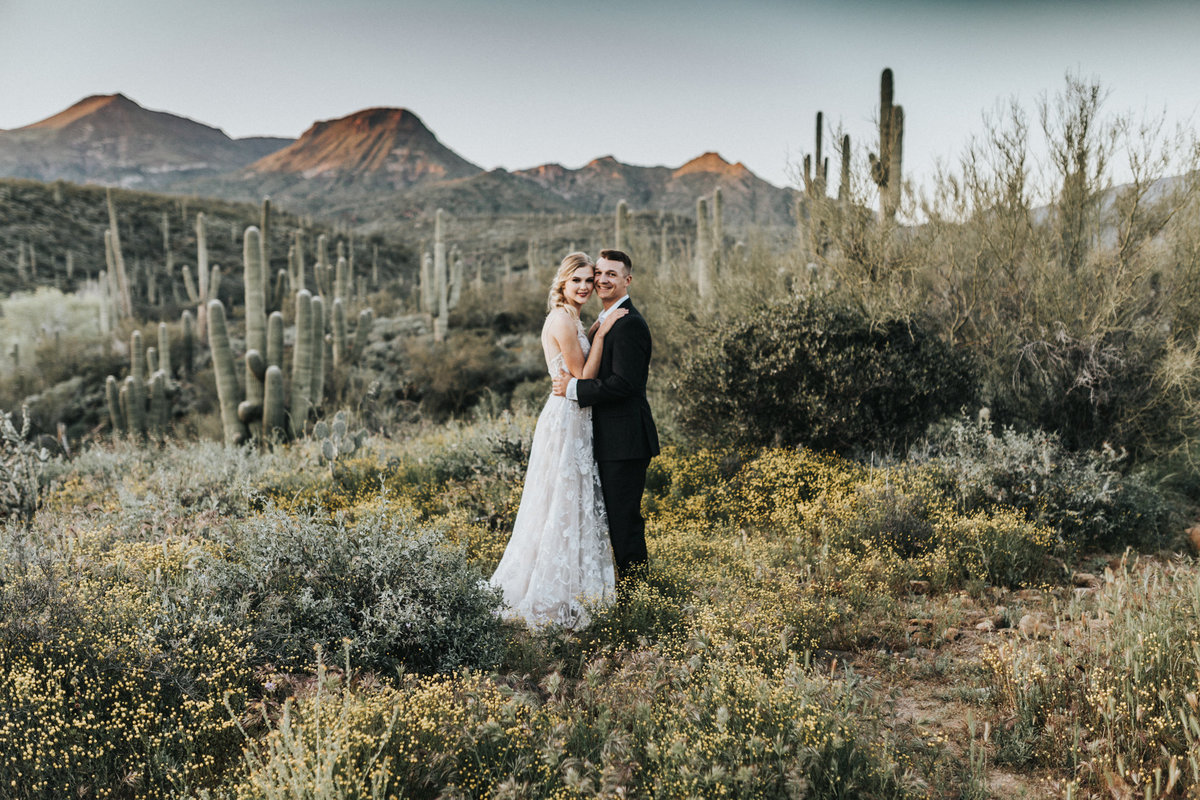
left=542, top=307, right=575, bottom=334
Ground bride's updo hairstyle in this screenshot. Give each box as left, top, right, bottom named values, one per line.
left=547, top=252, right=594, bottom=315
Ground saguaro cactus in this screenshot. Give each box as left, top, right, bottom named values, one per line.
left=310, top=295, right=326, bottom=410
left=711, top=188, right=724, bottom=264
left=615, top=200, right=629, bottom=250
left=129, top=331, right=145, bottom=437
left=332, top=298, right=347, bottom=367
left=105, top=189, right=134, bottom=318
left=291, top=290, right=315, bottom=438
left=207, top=300, right=247, bottom=446
left=292, top=230, right=306, bottom=292
left=351, top=309, right=373, bottom=362
left=262, top=366, right=287, bottom=440
left=433, top=209, right=448, bottom=343
left=869, top=68, right=904, bottom=221
left=802, top=112, right=833, bottom=259
left=267, top=311, right=284, bottom=368
left=242, top=227, right=268, bottom=420
left=838, top=134, right=852, bottom=207
left=105, top=376, right=124, bottom=437
left=259, top=197, right=271, bottom=276
left=181, top=310, right=195, bottom=380
left=149, top=371, right=169, bottom=439
left=695, top=197, right=712, bottom=299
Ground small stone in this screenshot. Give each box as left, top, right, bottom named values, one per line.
left=1188, top=525, right=1200, bottom=554
left=1018, top=612, right=1051, bottom=639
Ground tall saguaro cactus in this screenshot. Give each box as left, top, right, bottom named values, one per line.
left=208, top=300, right=248, bottom=446
left=869, top=68, right=904, bottom=222
left=838, top=134, right=852, bottom=208
left=433, top=208, right=449, bottom=343
left=711, top=188, right=724, bottom=265
left=195, top=213, right=212, bottom=339
left=242, top=227, right=268, bottom=419
left=105, top=189, right=134, bottom=319
left=802, top=112, right=832, bottom=259
left=695, top=197, right=712, bottom=299
left=290, top=290, right=315, bottom=438
left=615, top=200, right=629, bottom=250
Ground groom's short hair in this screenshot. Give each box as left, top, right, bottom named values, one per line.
left=599, top=249, right=632, bottom=274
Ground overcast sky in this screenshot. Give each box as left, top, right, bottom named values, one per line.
left=2, top=0, right=1198, bottom=189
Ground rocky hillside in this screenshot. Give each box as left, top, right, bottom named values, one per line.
left=0, top=94, right=290, bottom=189
left=514, top=152, right=794, bottom=226
left=0, top=178, right=413, bottom=301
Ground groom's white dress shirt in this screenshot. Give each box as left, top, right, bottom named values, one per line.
left=566, top=294, right=631, bottom=401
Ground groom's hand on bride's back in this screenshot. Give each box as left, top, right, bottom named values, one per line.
left=552, top=371, right=569, bottom=397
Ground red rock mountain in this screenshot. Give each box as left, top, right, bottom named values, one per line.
left=246, top=108, right=481, bottom=187
left=0, top=94, right=290, bottom=188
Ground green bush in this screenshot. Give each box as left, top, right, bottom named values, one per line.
left=1001, top=323, right=1176, bottom=460
left=198, top=503, right=506, bottom=674
left=938, top=509, right=1061, bottom=588
left=405, top=331, right=544, bottom=418
left=675, top=297, right=977, bottom=454
left=917, top=416, right=1175, bottom=549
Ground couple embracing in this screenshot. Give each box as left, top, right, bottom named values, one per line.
left=490, top=249, right=659, bottom=628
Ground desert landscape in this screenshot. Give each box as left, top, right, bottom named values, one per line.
left=1, top=2, right=1200, bottom=797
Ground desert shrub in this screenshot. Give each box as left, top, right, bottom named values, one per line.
left=674, top=296, right=977, bottom=454
left=231, top=648, right=910, bottom=800
left=0, top=536, right=255, bottom=799
left=0, top=406, right=52, bottom=525
left=378, top=413, right=533, bottom=529
left=938, top=509, right=1061, bottom=588
left=816, top=481, right=943, bottom=559
left=50, top=439, right=286, bottom=514
left=198, top=503, right=505, bottom=675
left=1000, top=321, right=1178, bottom=460
left=917, top=416, right=1175, bottom=549
left=405, top=330, right=544, bottom=418
left=797, top=467, right=1060, bottom=590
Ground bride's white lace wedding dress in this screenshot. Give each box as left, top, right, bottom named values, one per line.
left=489, top=316, right=616, bottom=628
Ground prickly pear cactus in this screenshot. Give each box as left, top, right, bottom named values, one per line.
left=313, top=410, right=368, bottom=474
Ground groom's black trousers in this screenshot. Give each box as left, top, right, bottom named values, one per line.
left=598, top=457, right=650, bottom=575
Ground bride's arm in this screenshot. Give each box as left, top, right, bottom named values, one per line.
left=578, top=308, right=628, bottom=379
left=547, top=310, right=587, bottom=378
left=547, top=308, right=628, bottom=379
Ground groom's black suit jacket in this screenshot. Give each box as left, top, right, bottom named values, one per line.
left=576, top=299, right=660, bottom=462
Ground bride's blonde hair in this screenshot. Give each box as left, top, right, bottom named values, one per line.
left=547, top=252, right=594, bottom=316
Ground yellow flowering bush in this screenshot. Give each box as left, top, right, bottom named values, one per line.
left=0, top=542, right=256, bottom=799
left=231, top=647, right=908, bottom=800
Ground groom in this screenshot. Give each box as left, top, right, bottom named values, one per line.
left=553, top=249, right=659, bottom=580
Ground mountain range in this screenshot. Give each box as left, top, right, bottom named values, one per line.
left=0, top=94, right=796, bottom=226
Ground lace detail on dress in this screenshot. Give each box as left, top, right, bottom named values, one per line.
left=489, top=314, right=615, bottom=628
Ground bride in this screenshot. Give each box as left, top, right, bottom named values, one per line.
left=489, top=252, right=628, bottom=628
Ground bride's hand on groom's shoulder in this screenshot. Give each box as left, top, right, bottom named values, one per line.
left=597, top=308, right=629, bottom=337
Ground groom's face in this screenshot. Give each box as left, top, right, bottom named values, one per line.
left=595, top=258, right=631, bottom=303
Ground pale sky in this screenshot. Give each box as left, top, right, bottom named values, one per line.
left=2, top=0, right=1198, bottom=190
